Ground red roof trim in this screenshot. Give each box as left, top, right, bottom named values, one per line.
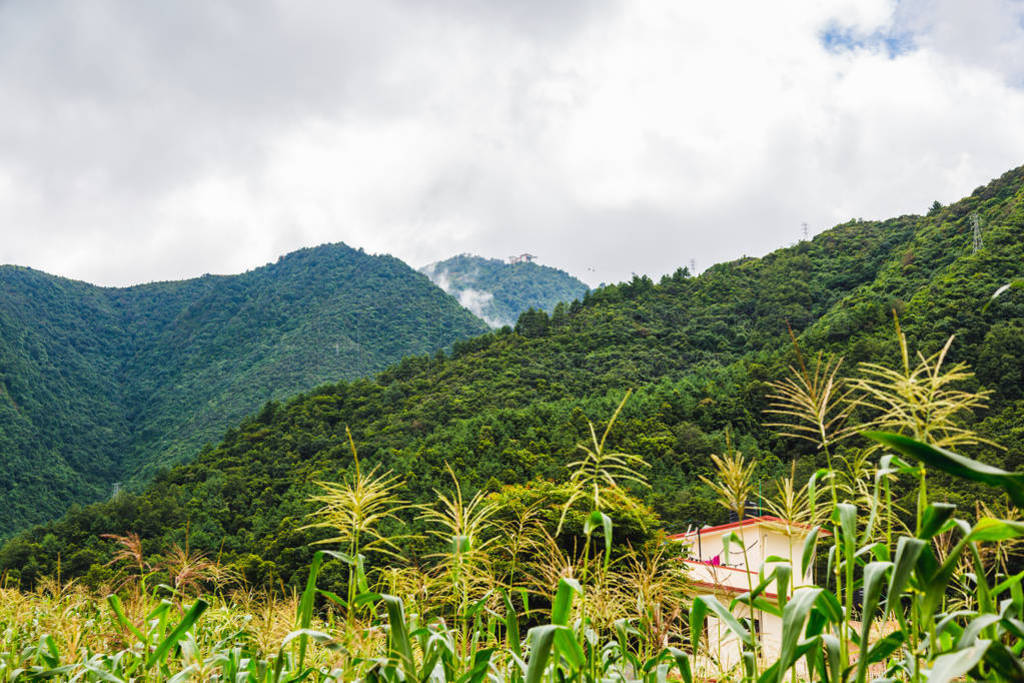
left=683, top=560, right=755, bottom=574
left=667, top=515, right=831, bottom=540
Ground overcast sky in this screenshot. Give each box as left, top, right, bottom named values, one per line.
left=1, top=0, right=1023, bottom=288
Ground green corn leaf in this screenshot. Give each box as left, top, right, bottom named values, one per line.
left=280, top=629, right=336, bottom=648
left=758, top=636, right=820, bottom=683
left=999, top=616, right=1024, bottom=641
left=722, top=531, right=744, bottom=562
left=821, top=634, right=842, bottom=683
left=864, top=631, right=904, bottom=665
left=865, top=432, right=1024, bottom=505
left=553, top=628, right=586, bottom=671
left=743, top=651, right=757, bottom=679
left=665, top=647, right=693, bottom=683
left=316, top=588, right=347, bottom=608
left=378, top=594, right=416, bottom=675
left=834, top=503, right=857, bottom=551
left=417, top=633, right=447, bottom=681
left=886, top=536, right=925, bottom=620
left=813, top=589, right=844, bottom=624
left=551, top=577, right=582, bottom=626
left=919, top=503, right=957, bottom=539
left=776, top=588, right=823, bottom=683
left=501, top=589, right=522, bottom=657
left=855, top=562, right=892, bottom=683
left=83, top=664, right=127, bottom=683
left=147, top=599, right=208, bottom=668
left=854, top=542, right=888, bottom=562
left=748, top=595, right=783, bottom=618
left=957, top=614, right=1000, bottom=649
left=524, top=624, right=567, bottom=683
left=922, top=524, right=971, bottom=619
left=915, top=542, right=939, bottom=583
left=801, top=526, right=821, bottom=579
left=694, top=595, right=752, bottom=647
left=739, top=566, right=780, bottom=607
left=968, top=542, right=996, bottom=614
left=284, top=667, right=314, bottom=683
left=968, top=517, right=1024, bottom=542
left=458, top=647, right=495, bottom=683
left=37, top=634, right=59, bottom=669
left=775, top=563, right=792, bottom=611
left=980, top=639, right=1024, bottom=681
left=145, top=599, right=172, bottom=642
left=584, top=510, right=614, bottom=568
left=466, top=592, right=493, bottom=619
left=27, top=665, right=76, bottom=679
left=354, top=552, right=369, bottom=593
left=295, top=550, right=324, bottom=670
left=689, top=596, right=708, bottom=653
left=924, top=641, right=989, bottom=683
left=352, top=591, right=382, bottom=608
left=993, top=571, right=1024, bottom=601
left=107, top=594, right=147, bottom=643
left=935, top=610, right=972, bottom=640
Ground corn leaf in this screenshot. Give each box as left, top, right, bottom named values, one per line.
left=865, top=432, right=1024, bottom=505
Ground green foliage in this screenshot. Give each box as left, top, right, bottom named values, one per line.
left=4, top=164, right=1024, bottom=600
left=0, top=243, right=489, bottom=534
left=421, top=254, right=589, bottom=328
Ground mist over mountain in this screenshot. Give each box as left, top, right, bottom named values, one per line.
left=420, top=254, right=589, bottom=328
left=0, top=243, right=489, bottom=534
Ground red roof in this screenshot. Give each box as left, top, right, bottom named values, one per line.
left=666, top=515, right=830, bottom=540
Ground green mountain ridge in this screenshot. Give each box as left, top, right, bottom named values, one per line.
left=420, top=254, right=589, bottom=328
left=3, top=165, right=1023, bottom=588
left=0, top=243, right=490, bottom=533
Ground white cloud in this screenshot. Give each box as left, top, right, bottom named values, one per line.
left=420, top=263, right=505, bottom=327
left=0, top=0, right=1023, bottom=287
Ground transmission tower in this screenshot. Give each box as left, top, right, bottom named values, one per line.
left=971, top=212, right=983, bottom=253
left=689, top=258, right=696, bottom=275
left=802, top=222, right=809, bottom=241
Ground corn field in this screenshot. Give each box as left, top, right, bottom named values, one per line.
left=3, top=325, right=1024, bottom=682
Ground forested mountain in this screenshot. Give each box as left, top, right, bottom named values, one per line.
left=420, top=254, right=589, bottom=327
left=3, top=166, right=1023, bottom=589
left=0, top=243, right=490, bottom=533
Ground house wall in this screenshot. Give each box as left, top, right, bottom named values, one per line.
left=688, top=521, right=814, bottom=584
left=684, top=519, right=817, bottom=677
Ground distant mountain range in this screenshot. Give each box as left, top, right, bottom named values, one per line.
left=420, top=254, right=589, bottom=327
left=0, top=243, right=489, bottom=534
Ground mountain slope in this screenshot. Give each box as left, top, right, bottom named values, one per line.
left=0, top=243, right=490, bottom=533
left=3, top=165, right=1023, bottom=587
left=420, top=254, right=589, bottom=327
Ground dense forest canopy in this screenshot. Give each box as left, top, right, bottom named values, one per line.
left=2, top=166, right=1023, bottom=592
left=420, top=254, right=589, bottom=328
left=0, top=243, right=490, bottom=534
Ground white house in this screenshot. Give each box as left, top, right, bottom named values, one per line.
left=668, top=515, right=825, bottom=678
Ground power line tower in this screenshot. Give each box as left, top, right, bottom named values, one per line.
left=971, top=212, right=983, bottom=253
left=802, top=222, right=809, bottom=241
left=689, top=258, right=696, bottom=275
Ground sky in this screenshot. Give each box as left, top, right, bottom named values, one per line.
left=1, top=0, right=1023, bottom=289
